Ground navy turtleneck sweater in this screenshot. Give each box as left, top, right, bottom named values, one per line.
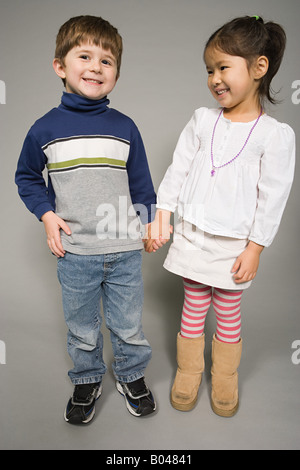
left=15, top=92, right=156, bottom=255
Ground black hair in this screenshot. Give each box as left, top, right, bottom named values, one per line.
left=205, top=16, right=286, bottom=104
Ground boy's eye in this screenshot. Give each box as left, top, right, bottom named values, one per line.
left=101, top=60, right=111, bottom=65
left=80, top=55, right=89, bottom=60
left=220, top=66, right=228, bottom=71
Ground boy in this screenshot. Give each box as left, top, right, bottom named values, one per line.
left=15, top=15, right=157, bottom=424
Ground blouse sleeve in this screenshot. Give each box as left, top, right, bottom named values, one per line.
left=156, top=109, right=203, bottom=212
left=249, top=122, right=295, bottom=247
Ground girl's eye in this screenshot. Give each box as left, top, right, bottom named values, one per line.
left=80, top=55, right=89, bottom=60
left=102, top=60, right=111, bottom=66
left=220, top=66, right=228, bottom=71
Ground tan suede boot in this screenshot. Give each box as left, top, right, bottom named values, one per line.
left=211, top=334, right=242, bottom=417
left=171, top=333, right=205, bottom=411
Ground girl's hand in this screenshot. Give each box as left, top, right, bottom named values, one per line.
left=143, top=209, right=173, bottom=253
left=144, top=235, right=172, bottom=253
left=232, top=241, right=264, bottom=284
left=41, top=211, right=71, bottom=258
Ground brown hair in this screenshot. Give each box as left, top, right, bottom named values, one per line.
left=55, top=15, right=123, bottom=79
left=204, top=16, right=286, bottom=104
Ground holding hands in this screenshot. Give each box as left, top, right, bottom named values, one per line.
left=144, top=209, right=173, bottom=253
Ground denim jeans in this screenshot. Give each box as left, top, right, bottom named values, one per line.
left=57, top=250, right=152, bottom=385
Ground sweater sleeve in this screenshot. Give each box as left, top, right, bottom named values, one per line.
left=156, top=110, right=202, bottom=212
left=15, top=130, right=55, bottom=220
left=249, top=123, right=295, bottom=247
left=126, top=127, right=156, bottom=224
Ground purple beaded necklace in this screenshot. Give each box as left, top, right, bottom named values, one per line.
left=210, top=107, right=263, bottom=176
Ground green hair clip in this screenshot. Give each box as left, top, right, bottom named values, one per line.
left=253, top=15, right=260, bottom=20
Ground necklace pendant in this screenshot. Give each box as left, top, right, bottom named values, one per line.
left=210, top=107, right=263, bottom=178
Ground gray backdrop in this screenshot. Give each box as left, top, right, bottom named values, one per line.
left=0, top=0, right=299, bottom=450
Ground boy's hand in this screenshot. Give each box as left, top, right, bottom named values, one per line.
left=232, top=241, right=264, bottom=284
left=143, top=209, right=173, bottom=253
left=41, top=211, right=71, bottom=258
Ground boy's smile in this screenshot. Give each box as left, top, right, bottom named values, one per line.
left=53, top=42, right=118, bottom=100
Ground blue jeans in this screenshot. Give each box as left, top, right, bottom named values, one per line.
left=57, top=250, right=152, bottom=385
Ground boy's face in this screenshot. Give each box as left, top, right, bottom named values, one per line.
left=53, top=42, right=118, bottom=100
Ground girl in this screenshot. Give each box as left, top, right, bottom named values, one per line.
left=145, top=16, right=295, bottom=417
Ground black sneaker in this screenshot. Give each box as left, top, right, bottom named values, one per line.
left=64, top=382, right=102, bottom=425
left=116, top=377, right=156, bottom=417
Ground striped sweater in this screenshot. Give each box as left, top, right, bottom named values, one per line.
left=15, top=92, right=156, bottom=255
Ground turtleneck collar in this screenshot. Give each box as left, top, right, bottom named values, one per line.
left=59, top=92, right=110, bottom=115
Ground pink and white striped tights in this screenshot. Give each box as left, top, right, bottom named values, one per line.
left=180, top=278, right=243, bottom=343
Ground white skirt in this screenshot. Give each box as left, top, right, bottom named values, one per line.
left=163, top=219, right=252, bottom=291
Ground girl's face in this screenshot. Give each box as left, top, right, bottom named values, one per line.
left=204, top=47, right=261, bottom=116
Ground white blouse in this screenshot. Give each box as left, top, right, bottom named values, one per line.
left=157, top=107, right=295, bottom=247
